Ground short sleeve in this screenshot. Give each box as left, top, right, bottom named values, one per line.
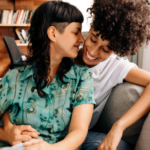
left=0, top=71, right=13, bottom=116
left=113, top=58, right=137, bottom=84
left=118, top=59, right=137, bottom=84
left=73, top=68, right=95, bottom=108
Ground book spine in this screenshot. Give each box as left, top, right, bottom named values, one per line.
left=8, top=10, right=13, bottom=24
left=21, top=10, right=26, bottom=24
left=12, top=12, right=16, bottom=24
left=24, top=10, right=29, bottom=24
left=18, top=10, right=24, bottom=24
left=7, top=10, right=11, bottom=24
left=4, top=10, right=9, bottom=24
left=15, top=10, right=19, bottom=24
left=16, top=10, right=22, bottom=24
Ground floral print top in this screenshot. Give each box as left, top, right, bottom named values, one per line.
left=0, top=64, right=95, bottom=149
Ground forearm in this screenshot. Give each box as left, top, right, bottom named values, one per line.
left=0, top=127, right=7, bottom=142
left=116, top=83, right=150, bottom=131
left=52, top=129, right=87, bottom=150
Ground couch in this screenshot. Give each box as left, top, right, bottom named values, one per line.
left=94, top=82, right=149, bottom=150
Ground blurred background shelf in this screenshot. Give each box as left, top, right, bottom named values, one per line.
left=0, top=24, right=30, bottom=27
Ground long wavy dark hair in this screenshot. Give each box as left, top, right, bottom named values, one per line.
left=88, top=0, right=150, bottom=56
left=26, top=1, right=83, bottom=97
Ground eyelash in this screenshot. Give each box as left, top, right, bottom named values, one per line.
left=90, top=38, right=97, bottom=43
left=74, top=32, right=78, bottom=35
left=103, top=48, right=109, bottom=53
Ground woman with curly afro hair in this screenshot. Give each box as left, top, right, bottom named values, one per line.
left=74, top=0, right=150, bottom=150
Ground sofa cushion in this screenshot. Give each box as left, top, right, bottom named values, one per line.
left=95, top=82, right=146, bottom=148
left=134, top=113, right=150, bottom=150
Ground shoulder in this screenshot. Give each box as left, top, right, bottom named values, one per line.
left=109, top=54, right=136, bottom=68
left=72, top=64, right=93, bottom=80
left=2, top=65, right=33, bottom=84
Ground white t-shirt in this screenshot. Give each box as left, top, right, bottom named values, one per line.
left=89, top=54, right=137, bottom=129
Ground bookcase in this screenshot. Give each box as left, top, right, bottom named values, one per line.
left=0, top=0, right=59, bottom=78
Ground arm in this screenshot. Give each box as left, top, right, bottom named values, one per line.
left=2, top=111, right=39, bottom=145
left=23, top=104, right=94, bottom=150
left=98, top=67, right=150, bottom=150
left=0, top=126, right=7, bottom=142
left=52, top=104, right=94, bottom=150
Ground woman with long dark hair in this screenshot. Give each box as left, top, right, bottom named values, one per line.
left=0, top=1, right=95, bottom=150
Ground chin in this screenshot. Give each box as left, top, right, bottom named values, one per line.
left=71, top=53, right=78, bottom=58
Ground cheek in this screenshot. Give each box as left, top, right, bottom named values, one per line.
left=84, top=37, right=91, bottom=47
left=101, top=52, right=112, bottom=60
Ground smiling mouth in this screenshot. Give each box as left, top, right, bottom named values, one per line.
left=86, top=49, right=98, bottom=61
left=74, top=45, right=79, bottom=50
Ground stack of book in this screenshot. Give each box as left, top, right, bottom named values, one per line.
left=0, top=10, right=34, bottom=24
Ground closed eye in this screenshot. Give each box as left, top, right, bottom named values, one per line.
left=90, top=37, right=97, bottom=43
left=74, top=32, right=78, bottom=35
left=103, top=48, right=110, bottom=53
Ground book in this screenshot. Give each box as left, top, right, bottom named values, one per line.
left=7, top=10, right=11, bottom=24
left=27, top=10, right=34, bottom=24
left=15, top=10, right=20, bottom=24
left=24, top=10, right=29, bottom=24
left=8, top=10, right=13, bottom=24
left=20, top=10, right=26, bottom=24
left=0, top=12, right=2, bottom=23
left=15, top=28, right=25, bottom=43
left=4, top=10, right=9, bottom=24
left=21, top=29, right=29, bottom=43
left=16, top=10, right=23, bottom=24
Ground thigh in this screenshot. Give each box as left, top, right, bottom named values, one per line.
left=82, top=131, right=131, bottom=150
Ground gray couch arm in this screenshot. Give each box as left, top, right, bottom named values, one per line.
left=95, top=82, right=146, bottom=149
left=134, top=112, right=150, bottom=150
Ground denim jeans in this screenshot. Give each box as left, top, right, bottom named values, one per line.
left=82, top=131, right=131, bottom=150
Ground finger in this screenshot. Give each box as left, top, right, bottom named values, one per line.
left=19, top=125, right=37, bottom=132
left=22, top=131, right=39, bottom=138
left=16, top=134, right=32, bottom=142
left=24, top=139, right=43, bottom=146
left=23, top=143, right=40, bottom=150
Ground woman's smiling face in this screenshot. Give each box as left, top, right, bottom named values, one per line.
left=82, top=28, right=113, bottom=68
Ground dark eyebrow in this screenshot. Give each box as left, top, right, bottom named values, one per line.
left=91, top=32, right=98, bottom=39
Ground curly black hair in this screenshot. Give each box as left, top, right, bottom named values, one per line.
left=88, top=0, right=150, bottom=56
left=26, top=1, right=83, bottom=97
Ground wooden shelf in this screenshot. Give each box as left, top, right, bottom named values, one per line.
left=15, top=40, right=28, bottom=46
left=0, top=24, right=30, bottom=27
left=17, top=43, right=28, bottom=46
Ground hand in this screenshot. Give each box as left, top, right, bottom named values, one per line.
left=4, top=124, right=39, bottom=146
left=98, top=122, right=123, bottom=150
left=3, top=111, right=39, bottom=145
left=23, top=139, right=52, bottom=150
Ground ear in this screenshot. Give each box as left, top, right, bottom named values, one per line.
left=47, top=26, right=57, bottom=42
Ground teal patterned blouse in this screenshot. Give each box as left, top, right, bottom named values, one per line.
left=0, top=64, right=95, bottom=149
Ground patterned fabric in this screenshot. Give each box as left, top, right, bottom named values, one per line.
left=0, top=64, right=95, bottom=149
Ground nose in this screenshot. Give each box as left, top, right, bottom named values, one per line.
left=90, top=46, right=99, bottom=56
left=79, top=33, right=84, bottom=44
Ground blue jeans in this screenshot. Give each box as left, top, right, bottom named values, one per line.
left=82, top=131, right=131, bottom=150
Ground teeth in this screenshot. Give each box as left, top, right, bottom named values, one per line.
left=87, top=51, right=96, bottom=60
